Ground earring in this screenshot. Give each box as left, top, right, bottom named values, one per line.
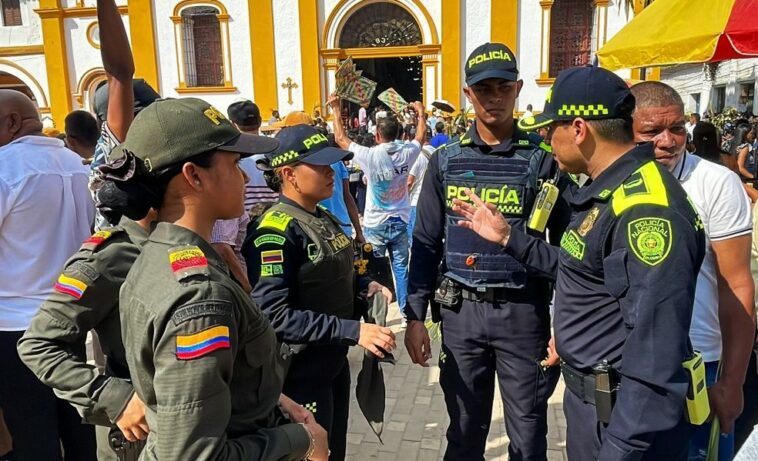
left=194, top=180, right=201, bottom=186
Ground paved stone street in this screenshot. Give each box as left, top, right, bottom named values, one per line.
left=345, top=305, right=568, bottom=460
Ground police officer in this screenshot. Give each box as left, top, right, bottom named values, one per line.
left=111, top=98, right=329, bottom=460
left=405, top=42, right=570, bottom=461
left=454, top=66, right=706, bottom=460
left=18, top=215, right=152, bottom=461
left=244, top=124, right=396, bottom=461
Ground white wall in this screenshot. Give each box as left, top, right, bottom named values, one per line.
left=272, top=0, right=305, bottom=113
left=65, top=16, right=128, bottom=99
left=0, top=54, right=50, bottom=108
left=0, top=0, right=43, bottom=47
left=663, top=60, right=758, bottom=115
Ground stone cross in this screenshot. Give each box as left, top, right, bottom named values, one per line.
left=281, top=77, right=298, bottom=105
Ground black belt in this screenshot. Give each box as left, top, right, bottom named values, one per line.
left=459, top=286, right=509, bottom=303
left=561, top=362, right=597, bottom=405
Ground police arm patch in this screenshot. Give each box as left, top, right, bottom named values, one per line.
left=168, top=246, right=210, bottom=281
left=254, top=234, right=286, bottom=247
left=627, top=217, right=672, bottom=266
left=261, top=249, right=284, bottom=264
left=54, top=274, right=88, bottom=299
left=176, top=325, right=230, bottom=360
left=81, top=230, right=113, bottom=251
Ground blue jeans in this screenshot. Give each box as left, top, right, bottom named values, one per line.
left=407, top=206, right=417, bottom=246
left=689, top=361, right=735, bottom=461
left=364, top=217, right=409, bottom=314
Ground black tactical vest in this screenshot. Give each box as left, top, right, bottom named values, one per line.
left=268, top=202, right=355, bottom=319
left=440, top=136, right=548, bottom=288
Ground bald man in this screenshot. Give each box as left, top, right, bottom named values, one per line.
left=0, top=89, right=96, bottom=460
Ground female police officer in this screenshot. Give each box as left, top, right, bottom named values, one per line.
left=244, top=124, right=396, bottom=461
left=97, top=97, right=329, bottom=460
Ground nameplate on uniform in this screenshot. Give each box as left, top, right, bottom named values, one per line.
left=327, top=233, right=352, bottom=253
left=171, top=300, right=233, bottom=326
left=560, top=230, right=586, bottom=261
left=176, top=325, right=230, bottom=360
left=168, top=245, right=210, bottom=281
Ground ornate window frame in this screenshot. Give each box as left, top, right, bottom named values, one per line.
left=537, top=0, right=609, bottom=86
left=171, top=0, right=236, bottom=93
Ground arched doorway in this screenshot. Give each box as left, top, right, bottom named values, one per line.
left=322, top=0, right=441, bottom=114
left=0, top=71, right=38, bottom=105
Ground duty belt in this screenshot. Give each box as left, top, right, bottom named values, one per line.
left=561, top=362, right=598, bottom=405
left=459, top=286, right=510, bottom=303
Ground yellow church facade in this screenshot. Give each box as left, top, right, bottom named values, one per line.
left=0, top=0, right=651, bottom=128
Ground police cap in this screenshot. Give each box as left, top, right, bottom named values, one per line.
left=115, top=97, right=279, bottom=173
left=521, top=66, right=634, bottom=131
left=259, top=124, right=353, bottom=170
left=465, top=42, right=519, bottom=86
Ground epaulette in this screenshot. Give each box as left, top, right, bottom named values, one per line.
left=610, top=161, right=669, bottom=216
left=80, top=227, right=125, bottom=252
left=168, top=245, right=210, bottom=282
left=257, top=209, right=293, bottom=232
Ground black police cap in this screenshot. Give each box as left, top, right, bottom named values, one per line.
left=465, top=43, right=519, bottom=86
left=525, top=66, right=634, bottom=129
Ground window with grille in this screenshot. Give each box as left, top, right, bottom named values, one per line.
left=1, top=0, right=22, bottom=27
left=181, top=6, right=224, bottom=87
left=549, top=0, right=593, bottom=78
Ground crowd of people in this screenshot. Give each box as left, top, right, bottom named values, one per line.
left=3, top=2, right=758, bottom=461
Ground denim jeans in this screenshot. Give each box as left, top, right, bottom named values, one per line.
left=364, top=217, right=409, bottom=314
left=407, top=206, right=417, bottom=247
left=689, top=360, right=735, bottom=461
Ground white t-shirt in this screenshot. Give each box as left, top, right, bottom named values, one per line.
left=0, top=136, right=95, bottom=330
left=348, top=140, right=421, bottom=228
left=676, top=153, right=753, bottom=362
left=409, top=146, right=433, bottom=206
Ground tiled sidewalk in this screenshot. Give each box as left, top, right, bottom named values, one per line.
left=345, top=306, right=568, bottom=460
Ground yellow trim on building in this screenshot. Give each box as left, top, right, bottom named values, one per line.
left=299, top=0, right=321, bottom=115
left=490, top=0, right=518, bottom=52
left=0, top=45, right=45, bottom=57
left=85, top=21, right=100, bottom=49
left=128, top=0, right=160, bottom=92
left=175, top=85, right=238, bottom=94
left=36, top=0, right=72, bottom=128
left=249, top=0, right=278, bottom=117
left=441, top=0, right=461, bottom=107
left=37, top=5, right=128, bottom=19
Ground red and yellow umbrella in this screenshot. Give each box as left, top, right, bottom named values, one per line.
left=598, top=0, right=758, bottom=70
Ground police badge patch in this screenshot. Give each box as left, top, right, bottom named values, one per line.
left=578, top=207, right=600, bottom=237
left=628, top=217, right=672, bottom=266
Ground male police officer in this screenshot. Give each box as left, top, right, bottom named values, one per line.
left=455, top=66, right=706, bottom=460
left=405, top=42, right=570, bottom=461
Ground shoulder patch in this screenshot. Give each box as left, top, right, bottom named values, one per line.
left=260, top=249, right=284, bottom=264
left=171, top=300, right=233, bottom=325
left=168, top=245, right=210, bottom=282
left=54, top=274, right=88, bottom=299
left=611, top=161, right=669, bottom=215
left=81, top=229, right=117, bottom=251
left=258, top=210, right=293, bottom=232
left=628, top=217, right=672, bottom=266
left=254, top=234, right=286, bottom=247
left=176, top=325, right=230, bottom=360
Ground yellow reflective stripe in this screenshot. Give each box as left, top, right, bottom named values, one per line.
left=257, top=210, right=293, bottom=232
left=611, top=161, right=669, bottom=215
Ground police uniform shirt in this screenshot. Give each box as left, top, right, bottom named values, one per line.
left=120, top=222, right=310, bottom=460
left=18, top=218, right=147, bottom=426
left=243, top=196, right=363, bottom=346
left=406, top=122, right=573, bottom=320
left=507, top=144, right=706, bottom=457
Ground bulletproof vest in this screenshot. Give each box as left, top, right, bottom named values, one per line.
left=440, top=135, right=547, bottom=288
left=268, top=202, right=355, bottom=319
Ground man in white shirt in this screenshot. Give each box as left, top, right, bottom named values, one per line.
left=330, top=94, right=426, bottom=316
left=0, top=90, right=96, bottom=459
left=407, top=127, right=433, bottom=246
left=359, top=104, right=368, bottom=130
left=632, top=82, right=755, bottom=461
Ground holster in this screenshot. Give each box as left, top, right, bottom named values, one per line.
left=433, top=276, right=461, bottom=310
left=108, top=427, right=145, bottom=461
left=562, top=361, right=619, bottom=424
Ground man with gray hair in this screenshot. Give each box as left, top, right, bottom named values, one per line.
left=632, top=81, right=756, bottom=460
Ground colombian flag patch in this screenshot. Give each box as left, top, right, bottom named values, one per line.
left=82, top=230, right=113, bottom=250
left=260, top=250, right=284, bottom=264
left=176, top=325, right=230, bottom=360
left=54, top=274, right=88, bottom=299
left=169, top=246, right=208, bottom=273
